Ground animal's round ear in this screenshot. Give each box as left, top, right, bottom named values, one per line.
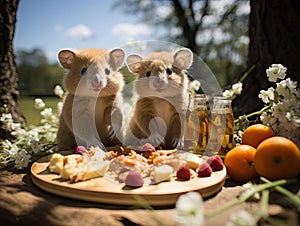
left=173, top=48, right=193, bottom=70
left=126, top=54, right=143, bottom=73
left=109, top=48, right=125, bottom=70
left=57, top=49, right=76, bottom=69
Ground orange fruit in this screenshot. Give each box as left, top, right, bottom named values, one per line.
left=254, top=136, right=300, bottom=180
left=242, top=124, right=275, bottom=148
left=224, top=145, right=258, bottom=182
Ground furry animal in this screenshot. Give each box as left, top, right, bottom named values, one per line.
left=125, top=48, right=193, bottom=149
left=56, top=48, right=125, bottom=151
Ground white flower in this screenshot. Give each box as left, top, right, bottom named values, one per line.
left=258, top=87, right=275, bottom=104
left=276, top=78, right=298, bottom=98
left=41, top=108, right=53, bottom=120
left=30, top=139, right=43, bottom=154
left=0, top=113, right=13, bottom=130
left=34, top=98, right=45, bottom=110
left=226, top=209, right=257, bottom=226
left=266, top=64, right=287, bottom=82
left=232, top=82, right=243, bottom=95
left=174, top=192, right=204, bottom=226
left=2, top=140, right=18, bottom=156
left=14, top=149, right=31, bottom=169
left=54, top=85, right=64, bottom=98
left=11, top=128, right=27, bottom=138
left=188, top=80, right=201, bottom=94
left=28, top=128, right=39, bottom=141
left=242, top=182, right=260, bottom=200
left=223, top=89, right=235, bottom=98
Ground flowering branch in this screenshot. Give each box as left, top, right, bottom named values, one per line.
left=0, top=85, right=64, bottom=169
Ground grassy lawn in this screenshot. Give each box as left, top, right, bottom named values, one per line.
left=19, top=96, right=60, bottom=125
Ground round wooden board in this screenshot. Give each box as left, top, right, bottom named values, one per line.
left=31, top=153, right=226, bottom=206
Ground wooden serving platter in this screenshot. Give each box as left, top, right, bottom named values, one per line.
left=31, top=153, right=226, bottom=206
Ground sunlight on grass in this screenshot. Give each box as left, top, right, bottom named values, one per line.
left=19, top=96, right=60, bottom=125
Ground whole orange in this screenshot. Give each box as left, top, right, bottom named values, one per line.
left=224, top=145, right=258, bottom=182
left=254, top=136, right=300, bottom=180
left=242, top=124, right=275, bottom=148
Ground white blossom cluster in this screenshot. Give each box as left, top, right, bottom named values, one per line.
left=0, top=85, right=64, bottom=169
left=174, top=192, right=204, bottom=226
left=188, top=80, right=201, bottom=95
left=223, top=81, right=243, bottom=99
left=259, top=64, right=300, bottom=146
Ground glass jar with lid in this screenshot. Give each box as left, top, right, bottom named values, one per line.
left=184, top=94, right=209, bottom=155
left=206, top=96, right=234, bottom=156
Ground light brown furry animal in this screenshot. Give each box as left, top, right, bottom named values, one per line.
left=125, top=48, right=193, bottom=149
left=56, top=48, right=125, bottom=151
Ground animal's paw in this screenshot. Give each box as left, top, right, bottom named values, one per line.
left=170, top=137, right=184, bottom=149
left=107, top=126, right=117, bottom=140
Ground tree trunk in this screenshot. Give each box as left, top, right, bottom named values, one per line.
left=0, top=0, right=24, bottom=139
left=233, top=0, right=300, bottom=116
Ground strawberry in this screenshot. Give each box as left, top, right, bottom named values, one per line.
left=206, top=155, right=224, bottom=171
left=124, top=170, right=144, bottom=188
left=176, top=165, right=191, bottom=181
left=197, top=162, right=212, bottom=177
left=74, top=146, right=88, bottom=155
left=141, top=143, right=156, bottom=152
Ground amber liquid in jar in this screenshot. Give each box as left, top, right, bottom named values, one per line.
left=193, top=95, right=209, bottom=155
left=206, top=97, right=234, bottom=157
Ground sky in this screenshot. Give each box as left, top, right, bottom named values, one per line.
left=14, top=0, right=154, bottom=62
left=13, top=0, right=250, bottom=63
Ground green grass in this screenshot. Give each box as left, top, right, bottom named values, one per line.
left=19, top=96, right=60, bottom=125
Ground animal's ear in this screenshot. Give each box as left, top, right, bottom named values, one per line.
left=57, top=49, right=76, bottom=69
left=109, top=48, right=125, bottom=70
left=173, top=48, right=193, bottom=70
left=126, top=54, right=143, bottom=73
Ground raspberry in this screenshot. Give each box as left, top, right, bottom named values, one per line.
left=176, top=165, right=191, bottom=181
left=141, top=143, right=156, bottom=152
left=124, top=170, right=144, bottom=188
left=206, top=155, right=224, bottom=171
left=197, top=162, right=212, bottom=177
left=74, top=146, right=88, bottom=155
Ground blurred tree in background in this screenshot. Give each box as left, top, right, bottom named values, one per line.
left=233, top=0, right=300, bottom=115
left=114, top=0, right=250, bottom=87
left=16, top=48, right=63, bottom=96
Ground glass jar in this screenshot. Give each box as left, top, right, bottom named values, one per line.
left=193, top=94, right=209, bottom=155
left=206, top=96, right=234, bottom=156
left=184, top=94, right=209, bottom=155
left=184, top=94, right=197, bottom=151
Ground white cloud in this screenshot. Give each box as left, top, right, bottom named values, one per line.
left=53, top=24, right=64, bottom=33
left=155, top=5, right=172, bottom=19
left=65, top=24, right=93, bottom=40
left=112, top=23, right=151, bottom=40
left=45, top=50, right=57, bottom=63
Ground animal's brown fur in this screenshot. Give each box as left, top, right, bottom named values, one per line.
left=125, top=48, right=193, bottom=149
left=56, top=48, right=125, bottom=151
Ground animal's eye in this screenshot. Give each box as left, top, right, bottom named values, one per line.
left=105, top=68, right=110, bottom=75
left=166, top=68, right=172, bottom=75
left=81, top=67, right=87, bottom=76
left=146, top=71, right=151, bottom=77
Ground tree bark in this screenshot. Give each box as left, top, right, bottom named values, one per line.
left=0, top=0, right=24, bottom=139
left=233, top=0, right=300, bottom=116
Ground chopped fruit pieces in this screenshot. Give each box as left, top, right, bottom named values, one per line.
left=152, top=165, right=173, bottom=183
left=74, top=146, right=88, bottom=155
left=197, top=163, right=212, bottom=177
left=206, top=155, right=224, bottom=171
left=176, top=165, right=191, bottom=181
left=141, top=143, right=156, bottom=152
left=124, top=170, right=144, bottom=188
